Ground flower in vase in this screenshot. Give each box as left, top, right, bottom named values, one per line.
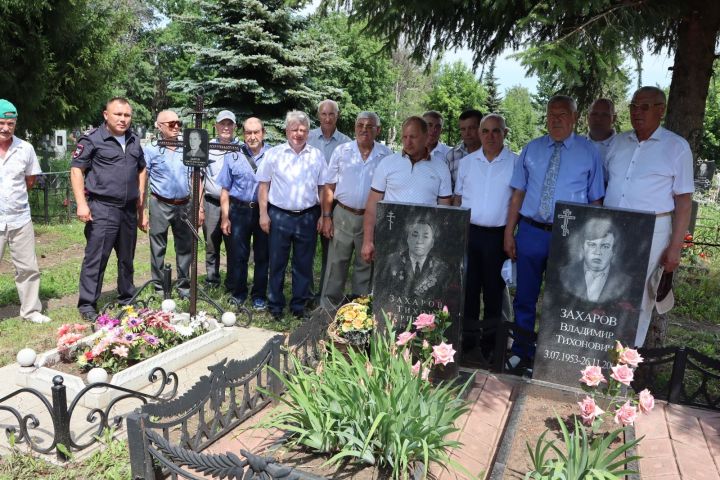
left=618, top=347, right=643, bottom=368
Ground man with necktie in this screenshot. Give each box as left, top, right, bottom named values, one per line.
left=503, top=95, right=605, bottom=371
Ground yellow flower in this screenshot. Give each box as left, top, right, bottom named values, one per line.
left=356, top=311, right=367, bottom=322
left=344, top=309, right=358, bottom=320
left=352, top=316, right=365, bottom=329
left=341, top=321, right=353, bottom=332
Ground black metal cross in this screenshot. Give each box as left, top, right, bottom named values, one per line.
left=156, top=94, right=244, bottom=316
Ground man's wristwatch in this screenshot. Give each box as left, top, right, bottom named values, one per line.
left=322, top=213, right=332, bottom=218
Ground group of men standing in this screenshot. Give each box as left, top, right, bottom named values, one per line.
left=1, top=85, right=693, bottom=375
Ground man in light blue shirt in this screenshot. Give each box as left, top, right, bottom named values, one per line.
left=504, top=95, right=605, bottom=370
left=219, top=117, right=271, bottom=310
left=142, top=110, right=192, bottom=298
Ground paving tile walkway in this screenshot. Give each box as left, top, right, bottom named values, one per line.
left=635, top=401, right=720, bottom=480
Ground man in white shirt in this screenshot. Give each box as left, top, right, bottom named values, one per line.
left=604, top=86, right=694, bottom=346
left=586, top=98, right=617, bottom=162
left=257, top=111, right=326, bottom=320
left=203, top=110, right=240, bottom=291
left=454, top=114, right=517, bottom=356
left=308, top=99, right=351, bottom=301
left=423, top=110, right=451, bottom=165
left=320, top=112, right=391, bottom=308
left=0, top=99, right=51, bottom=323
left=361, top=116, right=452, bottom=263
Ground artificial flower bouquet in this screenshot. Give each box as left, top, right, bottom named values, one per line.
left=395, top=306, right=457, bottom=381
left=330, top=295, right=375, bottom=347
left=56, top=306, right=211, bottom=374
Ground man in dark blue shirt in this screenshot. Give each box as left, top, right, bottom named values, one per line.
left=70, top=97, right=146, bottom=321
left=219, top=117, right=271, bottom=310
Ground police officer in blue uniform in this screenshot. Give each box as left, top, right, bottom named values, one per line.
left=70, top=97, right=147, bottom=321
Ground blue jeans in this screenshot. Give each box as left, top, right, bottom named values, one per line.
left=267, top=205, right=320, bottom=314
left=511, top=220, right=552, bottom=359
left=228, top=204, right=268, bottom=302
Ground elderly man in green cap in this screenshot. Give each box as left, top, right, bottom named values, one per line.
left=0, top=99, right=51, bottom=323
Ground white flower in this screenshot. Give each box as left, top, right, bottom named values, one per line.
left=174, top=325, right=194, bottom=337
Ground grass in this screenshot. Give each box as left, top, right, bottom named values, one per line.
left=0, top=429, right=130, bottom=480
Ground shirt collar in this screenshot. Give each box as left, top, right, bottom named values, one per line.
left=546, top=132, right=576, bottom=149
left=283, top=141, right=311, bottom=155
left=315, top=128, right=339, bottom=141
left=352, top=140, right=384, bottom=160
left=401, top=149, right=430, bottom=163
left=478, top=145, right=509, bottom=163
left=100, top=123, right=133, bottom=142
left=630, top=126, right=664, bottom=143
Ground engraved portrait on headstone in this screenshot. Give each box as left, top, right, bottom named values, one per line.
left=533, top=202, right=655, bottom=388
left=183, top=128, right=209, bottom=167
left=694, top=160, right=715, bottom=192
left=372, top=201, right=470, bottom=376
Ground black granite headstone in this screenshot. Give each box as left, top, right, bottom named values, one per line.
left=694, top=161, right=716, bottom=192
left=533, top=202, right=655, bottom=388
left=373, top=201, right=470, bottom=379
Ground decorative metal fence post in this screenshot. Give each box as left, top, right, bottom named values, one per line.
left=668, top=346, right=688, bottom=404
left=50, top=376, right=71, bottom=461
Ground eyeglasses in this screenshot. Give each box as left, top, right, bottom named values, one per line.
left=629, top=103, right=664, bottom=111
left=356, top=123, right=378, bottom=130
left=159, top=120, right=183, bottom=128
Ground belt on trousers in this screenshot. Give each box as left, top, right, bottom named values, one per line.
left=152, top=193, right=190, bottom=205
left=521, top=216, right=552, bottom=232
left=204, top=195, right=220, bottom=205
left=231, top=198, right=257, bottom=208
left=336, top=200, right=365, bottom=215
left=269, top=203, right=319, bottom=216
left=656, top=211, right=672, bottom=218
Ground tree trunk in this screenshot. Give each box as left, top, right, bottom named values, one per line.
left=665, top=6, right=720, bottom=165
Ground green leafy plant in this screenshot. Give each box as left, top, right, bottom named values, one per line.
left=262, top=317, right=471, bottom=479
left=525, top=415, right=641, bottom=480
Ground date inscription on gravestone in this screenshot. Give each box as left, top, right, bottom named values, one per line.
left=533, top=202, right=655, bottom=388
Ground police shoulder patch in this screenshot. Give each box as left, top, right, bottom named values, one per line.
left=72, top=144, right=85, bottom=159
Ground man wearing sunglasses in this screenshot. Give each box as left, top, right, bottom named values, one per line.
left=604, top=86, right=694, bottom=347
left=141, top=111, right=192, bottom=298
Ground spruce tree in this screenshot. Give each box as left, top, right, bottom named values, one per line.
left=483, top=58, right=502, bottom=114
left=176, top=0, right=328, bottom=120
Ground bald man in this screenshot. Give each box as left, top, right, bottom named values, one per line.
left=141, top=110, right=192, bottom=298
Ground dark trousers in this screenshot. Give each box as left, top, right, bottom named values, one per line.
left=78, top=199, right=137, bottom=314
left=228, top=203, right=269, bottom=302
left=512, top=220, right=552, bottom=359
left=315, top=234, right=329, bottom=297
left=149, top=196, right=192, bottom=293
left=203, top=196, right=233, bottom=290
left=267, top=204, right=320, bottom=314
left=464, top=225, right=507, bottom=345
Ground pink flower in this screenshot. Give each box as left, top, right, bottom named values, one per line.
left=610, top=364, right=634, bottom=386
left=413, top=313, right=436, bottom=331
left=402, top=349, right=411, bottom=362
left=112, top=345, right=129, bottom=358
left=578, top=396, right=605, bottom=425
left=57, top=324, right=71, bottom=337
left=411, top=361, right=430, bottom=381
left=638, top=389, right=655, bottom=414
left=73, top=323, right=89, bottom=332
left=396, top=331, right=416, bottom=346
left=579, top=365, right=606, bottom=387
left=614, top=401, right=638, bottom=426
left=57, top=332, right=83, bottom=350
left=431, top=342, right=456, bottom=366
left=442, top=305, right=449, bottom=314
left=618, top=348, right=643, bottom=368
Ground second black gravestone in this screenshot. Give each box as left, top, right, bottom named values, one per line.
left=533, top=202, right=655, bottom=388
left=373, top=201, right=470, bottom=379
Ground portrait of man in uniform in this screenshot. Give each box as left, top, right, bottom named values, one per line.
left=560, top=217, right=632, bottom=304
left=386, top=219, right=451, bottom=300
left=184, top=128, right=208, bottom=163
